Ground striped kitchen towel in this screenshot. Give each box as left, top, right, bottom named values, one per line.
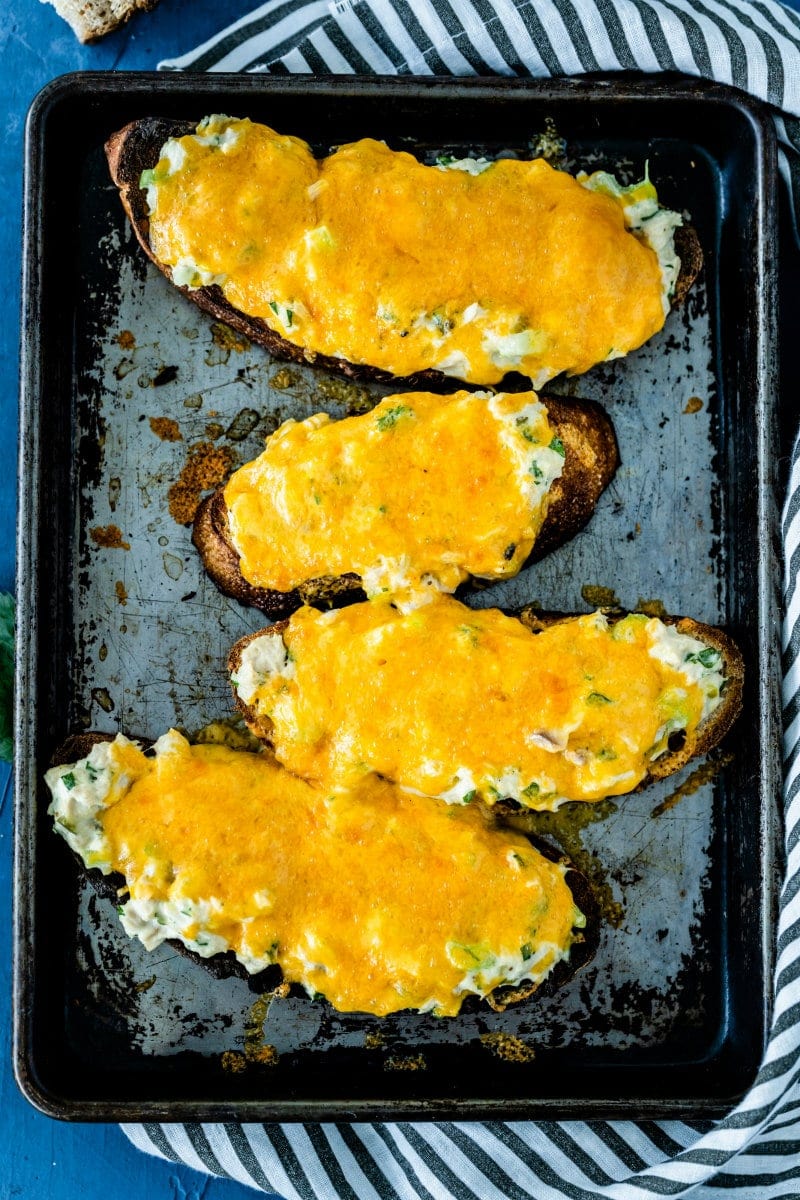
left=123, top=1, right=800, bottom=1195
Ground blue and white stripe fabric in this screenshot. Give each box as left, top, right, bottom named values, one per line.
left=121, top=0, right=800, bottom=1194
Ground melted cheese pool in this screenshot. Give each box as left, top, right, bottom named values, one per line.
left=224, top=390, right=564, bottom=606
left=235, top=597, right=726, bottom=808
left=46, top=732, right=584, bottom=1016
left=144, top=115, right=681, bottom=386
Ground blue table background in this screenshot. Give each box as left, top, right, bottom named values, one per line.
left=3, top=2, right=800, bottom=1197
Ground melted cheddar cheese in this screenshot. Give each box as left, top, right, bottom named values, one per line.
left=224, top=390, right=564, bottom=605
left=144, top=115, right=677, bottom=386
left=46, top=732, right=583, bottom=1016
left=235, top=597, right=726, bottom=808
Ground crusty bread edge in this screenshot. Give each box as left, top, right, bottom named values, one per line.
left=192, top=393, right=620, bottom=617
left=229, top=609, right=744, bottom=798
left=48, top=730, right=597, bottom=1010
left=105, top=118, right=703, bottom=390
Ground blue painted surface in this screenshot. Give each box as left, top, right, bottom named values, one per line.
left=4, top=0, right=800, bottom=1196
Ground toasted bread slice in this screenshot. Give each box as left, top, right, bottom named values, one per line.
left=229, top=604, right=743, bottom=807
left=105, top=118, right=703, bottom=391
left=48, top=731, right=597, bottom=1012
left=192, top=392, right=619, bottom=619
left=43, top=0, right=159, bottom=42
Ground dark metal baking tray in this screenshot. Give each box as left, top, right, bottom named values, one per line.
left=14, top=72, right=781, bottom=1121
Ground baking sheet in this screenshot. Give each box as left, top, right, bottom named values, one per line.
left=14, top=73, right=782, bottom=1120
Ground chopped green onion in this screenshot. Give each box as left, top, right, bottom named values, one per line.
left=587, top=692, right=613, bottom=705
left=685, top=647, right=721, bottom=669
left=549, top=435, right=566, bottom=457
left=62, top=772, right=76, bottom=791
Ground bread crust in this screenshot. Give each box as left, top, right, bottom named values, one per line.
left=45, top=0, right=160, bottom=43
left=49, top=732, right=596, bottom=1008
left=229, top=609, right=744, bottom=798
left=192, top=393, right=619, bottom=617
left=105, top=119, right=703, bottom=391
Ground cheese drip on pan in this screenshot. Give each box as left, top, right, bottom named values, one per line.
left=224, top=389, right=564, bottom=609
left=144, top=115, right=681, bottom=386
left=235, top=597, right=727, bottom=809
left=46, top=732, right=584, bottom=1017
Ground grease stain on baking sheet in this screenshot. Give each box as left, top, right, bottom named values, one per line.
left=152, top=365, right=179, bottom=388
left=385, top=1053, right=427, bottom=1071
left=167, top=441, right=235, bottom=525
left=316, top=375, right=373, bottom=415
left=114, top=580, right=128, bottom=606
left=114, top=357, right=137, bottom=380
left=108, top=477, right=121, bottom=512
left=91, top=687, right=114, bottom=713
left=684, top=396, right=704, bottom=414
left=636, top=597, right=668, bottom=618
left=162, top=553, right=184, bottom=581
left=480, top=1031, right=536, bottom=1062
left=206, top=322, right=252, bottom=368
left=90, top=524, right=130, bottom=550
left=651, top=753, right=734, bottom=817
left=581, top=583, right=620, bottom=609
left=226, top=408, right=261, bottom=441
left=116, top=329, right=136, bottom=349
left=149, top=416, right=182, bottom=442
left=506, top=798, right=624, bottom=928
left=270, top=367, right=297, bottom=390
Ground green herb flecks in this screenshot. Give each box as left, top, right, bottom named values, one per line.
left=549, top=435, right=566, bottom=457
left=62, top=772, right=76, bottom=791
left=376, top=405, right=413, bottom=431
left=587, top=692, right=613, bottom=705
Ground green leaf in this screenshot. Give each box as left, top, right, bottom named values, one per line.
left=62, top=772, right=76, bottom=791
left=0, top=592, right=12, bottom=762
left=549, top=435, right=566, bottom=457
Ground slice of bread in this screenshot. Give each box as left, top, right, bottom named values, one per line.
left=192, top=392, right=619, bottom=618
left=105, top=118, right=703, bottom=391
left=229, top=607, right=744, bottom=805
left=48, top=732, right=598, bottom=1012
left=43, top=0, right=160, bottom=42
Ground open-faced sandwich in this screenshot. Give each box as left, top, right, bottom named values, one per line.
left=230, top=596, right=743, bottom=809
left=106, top=114, right=702, bottom=389
left=46, top=729, right=595, bottom=1017
left=193, top=388, right=619, bottom=616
